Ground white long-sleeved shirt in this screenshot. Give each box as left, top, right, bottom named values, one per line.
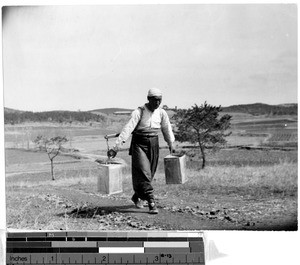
left=114, top=104, right=175, bottom=149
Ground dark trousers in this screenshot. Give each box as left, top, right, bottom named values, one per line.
left=130, top=135, right=159, bottom=202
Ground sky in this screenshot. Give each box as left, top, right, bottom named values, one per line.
left=1, top=3, right=298, bottom=111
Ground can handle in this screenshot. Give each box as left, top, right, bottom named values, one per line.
left=104, top=133, right=120, bottom=139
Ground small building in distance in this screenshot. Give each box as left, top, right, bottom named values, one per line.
left=113, top=111, right=132, bottom=115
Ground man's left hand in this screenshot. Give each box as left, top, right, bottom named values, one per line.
left=169, top=144, right=175, bottom=154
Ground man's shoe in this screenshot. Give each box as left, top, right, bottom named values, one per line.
left=131, top=196, right=144, bottom=209
left=148, top=201, right=159, bottom=214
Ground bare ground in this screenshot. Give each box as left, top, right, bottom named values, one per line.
left=5, top=148, right=297, bottom=231
left=6, top=179, right=297, bottom=231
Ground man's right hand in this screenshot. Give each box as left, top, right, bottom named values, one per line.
left=107, top=149, right=117, bottom=158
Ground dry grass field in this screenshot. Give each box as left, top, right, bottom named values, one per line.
left=4, top=113, right=298, bottom=231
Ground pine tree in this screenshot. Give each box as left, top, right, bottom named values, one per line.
left=173, top=102, right=232, bottom=169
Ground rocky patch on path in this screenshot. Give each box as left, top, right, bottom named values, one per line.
left=161, top=205, right=256, bottom=227
left=66, top=204, right=161, bottom=230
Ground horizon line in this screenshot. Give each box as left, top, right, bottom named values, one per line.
left=4, top=102, right=298, bottom=113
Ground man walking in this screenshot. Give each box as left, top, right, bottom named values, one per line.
left=108, top=88, right=175, bottom=214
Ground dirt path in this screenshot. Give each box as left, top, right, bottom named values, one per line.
left=7, top=184, right=294, bottom=231
left=32, top=186, right=246, bottom=230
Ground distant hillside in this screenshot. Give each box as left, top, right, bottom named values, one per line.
left=89, top=108, right=133, bottom=115
left=4, top=103, right=297, bottom=124
left=4, top=108, right=106, bottom=125
left=3, top=107, right=24, bottom=114
left=222, top=103, right=297, bottom=116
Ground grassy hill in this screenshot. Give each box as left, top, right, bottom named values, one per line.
left=223, top=103, right=297, bottom=116
left=4, top=109, right=106, bottom=125
left=4, top=107, right=24, bottom=114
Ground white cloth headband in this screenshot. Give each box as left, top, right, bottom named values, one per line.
left=148, top=88, right=162, bottom=97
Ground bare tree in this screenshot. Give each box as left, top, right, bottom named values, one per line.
left=34, top=135, right=68, bottom=180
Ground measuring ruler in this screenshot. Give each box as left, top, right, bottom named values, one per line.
left=6, top=231, right=205, bottom=265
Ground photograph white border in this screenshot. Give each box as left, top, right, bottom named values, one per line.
left=1, top=1, right=299, bottom=264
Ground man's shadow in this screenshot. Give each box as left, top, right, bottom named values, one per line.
left=57, top=204, right=149, bottom=218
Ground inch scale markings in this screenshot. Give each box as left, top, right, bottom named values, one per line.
left=6, top=231, right=205, bottom=265
left=8, top=253, right=204, bottom=265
